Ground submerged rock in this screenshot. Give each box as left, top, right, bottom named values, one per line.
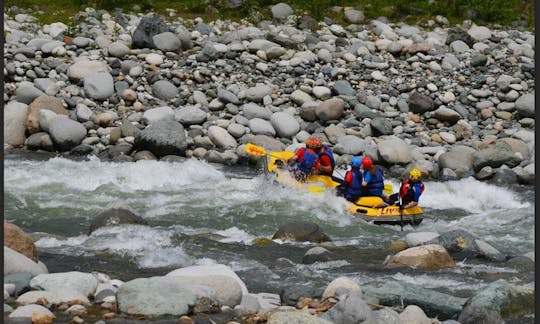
left=88, top=207, right=148, bottom=234
left=272, top=221, right=332, bottom=243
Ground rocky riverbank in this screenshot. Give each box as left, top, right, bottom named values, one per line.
left=3, top=3, right=535, bottom=185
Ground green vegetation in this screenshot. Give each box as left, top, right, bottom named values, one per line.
left=5, top=0, right=534, bottom=30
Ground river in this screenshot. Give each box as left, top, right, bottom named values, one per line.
left=4, top=153, right=534, bottom=305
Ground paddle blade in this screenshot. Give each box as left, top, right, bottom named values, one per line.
left=245, top=143, right=267, bottom=156
left=383, top=183, right=393, bottom=195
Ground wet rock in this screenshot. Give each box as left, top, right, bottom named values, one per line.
left=272, top=221, right=332, bottom=243
left=322, top=276, right=361, bottom=300
left=4, top=222, right=38, bottom=262
left=384, top=244, right=456, bottom=269
left=302, top=246, right=331, bottom=264
left=88, top=207, right=147, bottom=234
left=458, top=279, right=534, bottom=322
left=30, top=271, right=98, bottom=297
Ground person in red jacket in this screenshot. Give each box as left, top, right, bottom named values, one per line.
left=337, top=156, right=364, bottom=202
left=288, top=137, right=322, bottom=181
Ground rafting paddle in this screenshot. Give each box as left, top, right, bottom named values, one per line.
left=398, top=181, right=404, bottom=231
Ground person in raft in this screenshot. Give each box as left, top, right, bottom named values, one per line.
left=336, top=156, right=364, bottom=202
left=288, top=137, right=334, bottom=181
left=360, top=156, right=385, bottom=198
left=399, top=168, right=425, bottom=208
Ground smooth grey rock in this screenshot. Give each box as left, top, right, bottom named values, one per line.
left=302, top=247, right=331, bottom=264
left=135, top=120, right=187, bottom=157
left=48, top=115, right=87, bottom=151
left=152, top=32, right=181, bottom=52
left=321, top=290, right=375, bottom=324
left=514, top=92, right=534, bottom=117
left=378, top=137, right=412, bottom=164
left=143, top=106, right=175, bottom=124
left=4, top=247, right=48, bottom=277
left=268, top=310, right=333, bottom=324
left=117, top=277, right=196, bottom=316
left=208, top=125, right=238, bottom=149
left=271, top=3, right=293, bottom=21
left=322, top=277, right=362, bottom=300
left=8, top=304, right=54, bottom=319
left=67, top=60, right=108, bottom=82
left=4, top=101, right=29, bottom=146
left=473, top=141, right=522, bottom=171
left=270, top=112, right=300, bottom=138
left=242, top=102, right=273, bottom=120
left=316, top=97, right=344, bottom=121
left=175, top=107, right=207, bottom=125
left=26, top=132, right=54, bottom=151
left=15, top=85, right=44, bottom=104
left=152, top=80, right=178, bottom=101
left=248, top=118, right=276, bottom=136
left=168, top=275, right=241, bottom=307
left=30, top=272, right=97, bottom=297
left=333, top=135, right=365, bottom=155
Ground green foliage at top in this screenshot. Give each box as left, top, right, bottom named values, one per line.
left=5, top=0, right=535, bottom=30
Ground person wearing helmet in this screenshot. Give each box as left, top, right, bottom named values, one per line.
left=337, top=156, right=364, bottom=202
left=288, top=137, right=322, bottom=181
left=399, top=168, right=425, bottom=208
left=360, top=157, right=385, bottom=197
left=316, top=142, right=335, bottom=177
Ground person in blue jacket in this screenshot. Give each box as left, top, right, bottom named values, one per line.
left=337, top=156, right=364, bottom=202
left=360, top=156, right=385, bottom=197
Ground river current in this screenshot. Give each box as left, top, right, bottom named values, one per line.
left=4, top=154, right=534, bottom=301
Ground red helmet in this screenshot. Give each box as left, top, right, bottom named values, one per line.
left=362, top=157, right=373, bottom=169
left=306, top=137, right=322, bottom=149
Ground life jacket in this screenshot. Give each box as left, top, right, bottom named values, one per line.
left=343, top=169, right=363, bottom=201
left=400, top=179, right=425, bottom=203
left=297, top=148, right=319, bottom=175
left=319, top=145, right=335, bottom=169
left=365, top=168, right=384, bottom=196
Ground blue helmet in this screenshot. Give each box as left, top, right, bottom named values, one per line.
left=351, top=156, right=362, bottom=168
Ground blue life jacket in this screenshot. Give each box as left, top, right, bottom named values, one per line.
left=319, top=145, right=335, bottom=169
left=343, top=169, right=363, bottom=201
left=400, top=179, right=425, bottom=204
left=297, top=148, right=318, bottom=175
left=365, top=168, right=384, bottom=196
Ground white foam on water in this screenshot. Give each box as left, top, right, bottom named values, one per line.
left=417, top=177, right=530, bottom=212
left=390, top=272, right=484, bottom=291
left=215, top=227, right=256, bottom=244
left=35, top=225, right=194, bottom=269
left=5, top=157, right=226, bottom=193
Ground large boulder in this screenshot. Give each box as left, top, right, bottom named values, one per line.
left=30, top=271, right=98, bottom=297
left=333, top=135, right=366, bottom=155
left=408, top=92, right=435, bottom=113
left=166, top=264, right=248, bottom=295
left=321, top=290, right=375, bottom=324
left=316, top=97, right=344, bottom=121
left=438, top=150, right=475, bottom=177
left=458, top=280, right=534, bottom=322
left=134, top=120, right=187, bottom=157
left=272, top=221, right=331, bottom=243
left=117, top=277, right=196, bottom=316
left=473, top=141, right=522, bottom=171
left=362, top=281, right=466, bottom=320
left=425, top=228, right=504, bottom=261
left=242, top=102, right=273, bottom=120
left=383, top=244, right=456, bottom=269
left=270, top=112, right=300, bottom=138
left=88, top=207, right=148, bottom=234
left=26, top=95, right=68, bottom=134
left=131, top=15, right=170, bottom=49
left=4, top=101, right=29, bottom=147
left=4, top=222, right=37, bottom=262
left=168, top=275, right=242, bottom=307
left=4, top=246, right=48, bottom=276
left=377, top=137, right=413, bottom=165
left=48, top=116, right=87, bottom=151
